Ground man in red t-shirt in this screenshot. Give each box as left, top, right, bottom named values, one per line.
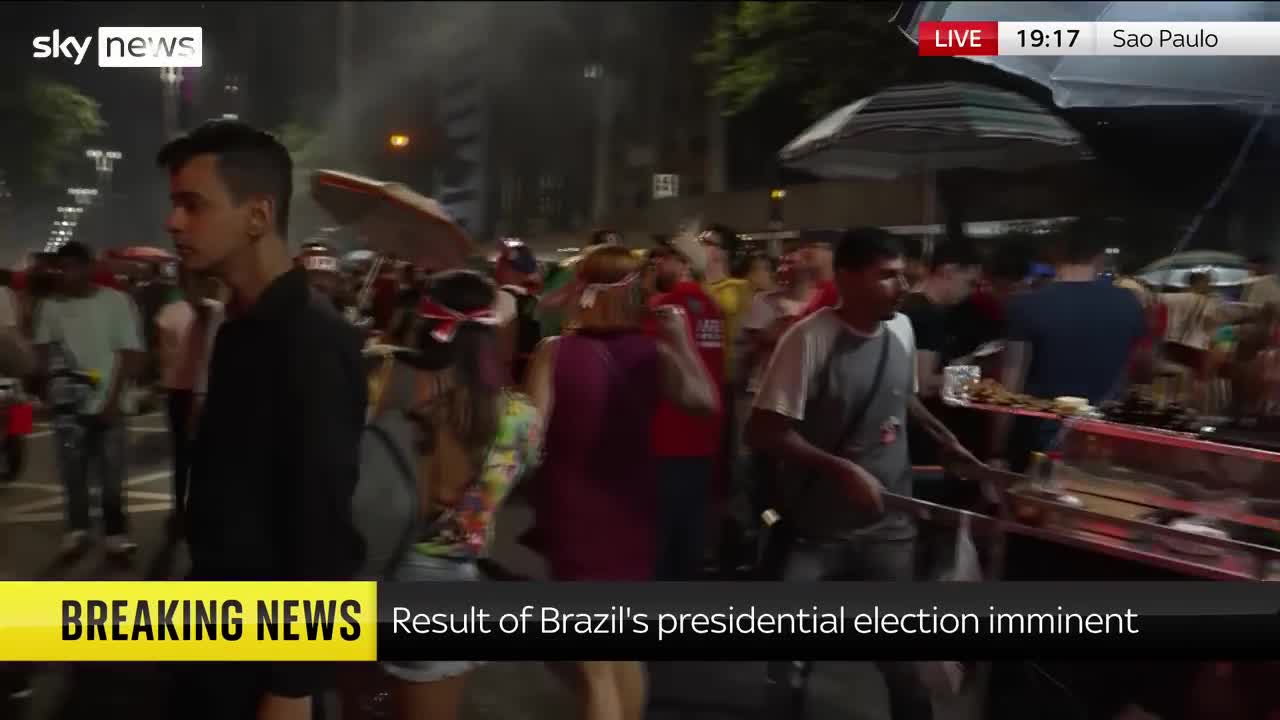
left=645, top=245, right=725, bottom=580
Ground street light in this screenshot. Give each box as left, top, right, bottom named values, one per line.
left=85, top=148, right=123, bottom=174
left=67, top=187, right=98, bottom=205
left=389, top=134, right=410, bottom=149
left=161, top=67, right=184, bottom=140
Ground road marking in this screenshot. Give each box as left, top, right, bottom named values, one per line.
left=4, top=501, right=173, bottom=524
left=3, top=493, right=64, bottom=515
left=1, top=469, right=169, bottom=492
left=29, top=425, right=169, bottom=440
left=0, top=469, right=173, bottom=524
left=127, top=470, right=171, bottom=487
left=5, top=482, right=59, bottom=491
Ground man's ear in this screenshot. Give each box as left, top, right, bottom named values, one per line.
left=246, top=196, right=274, bottom=239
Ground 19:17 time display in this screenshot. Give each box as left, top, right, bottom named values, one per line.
left=1016, top=28, right=1080, bottom=48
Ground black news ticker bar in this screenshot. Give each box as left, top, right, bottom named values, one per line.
left=375, top=582, right=1280, bottom=660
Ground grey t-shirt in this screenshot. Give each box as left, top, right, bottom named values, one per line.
left=35, top=288, right=144, bottom=414
left=753, top=308, right=918, bottom=540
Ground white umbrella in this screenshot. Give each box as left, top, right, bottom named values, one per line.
left=896, top=1, right=1280, bottom=111
left=779, top=82, right=1090, bottom=179
left=1139, top=251, right=1251, bottom=288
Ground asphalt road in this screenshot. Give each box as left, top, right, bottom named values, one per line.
left=0, top=413, right=981, bottom=720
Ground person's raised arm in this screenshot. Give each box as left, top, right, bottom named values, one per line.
left=653, top=305, right=717, bottom=415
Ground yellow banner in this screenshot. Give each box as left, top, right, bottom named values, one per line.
left=0, top=582, right=377, bottom=661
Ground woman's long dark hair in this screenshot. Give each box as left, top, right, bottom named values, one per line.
left=410, top=270, right=501, bottom=460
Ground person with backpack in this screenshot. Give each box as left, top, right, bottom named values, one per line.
left=374, top=270, right=542, bottom=719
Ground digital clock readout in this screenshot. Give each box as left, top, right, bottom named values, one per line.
left=1016, top=28, right=1080, bottom=48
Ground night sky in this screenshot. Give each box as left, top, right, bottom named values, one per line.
left=0, top=2, right=340, bottom=258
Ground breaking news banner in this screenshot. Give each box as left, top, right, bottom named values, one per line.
left=0, top=582, right=378, bottom=662
left=1, top=582, right=1280, bottom=661
left=918, top=21, right=1280, bottom=57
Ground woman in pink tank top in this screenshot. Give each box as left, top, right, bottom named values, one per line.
left=525, top=244, right=717, bottom=720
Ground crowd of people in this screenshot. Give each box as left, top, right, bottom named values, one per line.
left=4, top=116, right=1278, bottom=720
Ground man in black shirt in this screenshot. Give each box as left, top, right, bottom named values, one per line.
left=901, top=238, right=981, bottom=472
left=158, top=120, right=365, bottom=720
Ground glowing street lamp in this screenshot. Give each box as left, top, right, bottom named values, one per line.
left=67, top=187, right=99, bottom=205
left=388, top=134, right=410, bottom=149
left=85, top=148, right=123, bottom=174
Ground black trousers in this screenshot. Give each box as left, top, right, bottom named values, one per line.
left=166, top=390, right=194, bottom=515
left=656, top=456, right=713, bottom=581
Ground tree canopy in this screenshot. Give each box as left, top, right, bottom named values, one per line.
left=0, top=79, right=105, bottom=197
left=700, top=1, right=914, bottom=121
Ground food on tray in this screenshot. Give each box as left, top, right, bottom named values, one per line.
left=966, top=380, right=1067, bottom=414
left=1098, top=387, right=1200, bottom=431
left=1053, top=396, right=1089, bottom=415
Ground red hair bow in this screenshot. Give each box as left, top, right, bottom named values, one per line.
left=417, top=298, right=500, bottom=343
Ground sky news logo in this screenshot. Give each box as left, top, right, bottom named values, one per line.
left=32, top=27, right=202, bottom=67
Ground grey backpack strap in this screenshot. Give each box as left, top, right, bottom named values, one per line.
left=365, top=414, right=422, bottom=579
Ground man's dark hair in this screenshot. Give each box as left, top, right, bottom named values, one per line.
left=55, top=241, right=94, bottom=265
left=1061, top=217, right=1113, bottom=264
left=156, top=119, right=294, bottom=236
left=987, top=243, right=1031, bottom=282
left=900, top=234, right=925, bottom=263
left=834, top=227, right=904, bottom=272
left=1188, top=270, right=1213, bottom=287
left=930, top=237, right=982, bottom=271
left=1248, top=252, right=1272, bottom=266
left=733, top=250, right=774, bottom=278
left=647, top=245, right=679, bottom=263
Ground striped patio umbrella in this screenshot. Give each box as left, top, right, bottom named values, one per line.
left=779, top=82, right=1091, bottom=180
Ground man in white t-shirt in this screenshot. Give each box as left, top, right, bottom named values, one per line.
left=155, top=268, right=226, bottom=532
left=746, top=227, right=976, bottom=720
left=35, top=242, right=145, bottom=557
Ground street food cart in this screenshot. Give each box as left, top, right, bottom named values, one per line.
left=941, top=382, right=1280, bottom=582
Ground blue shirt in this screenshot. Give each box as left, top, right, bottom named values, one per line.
left=1007, top=280, right=1146, bottom=404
